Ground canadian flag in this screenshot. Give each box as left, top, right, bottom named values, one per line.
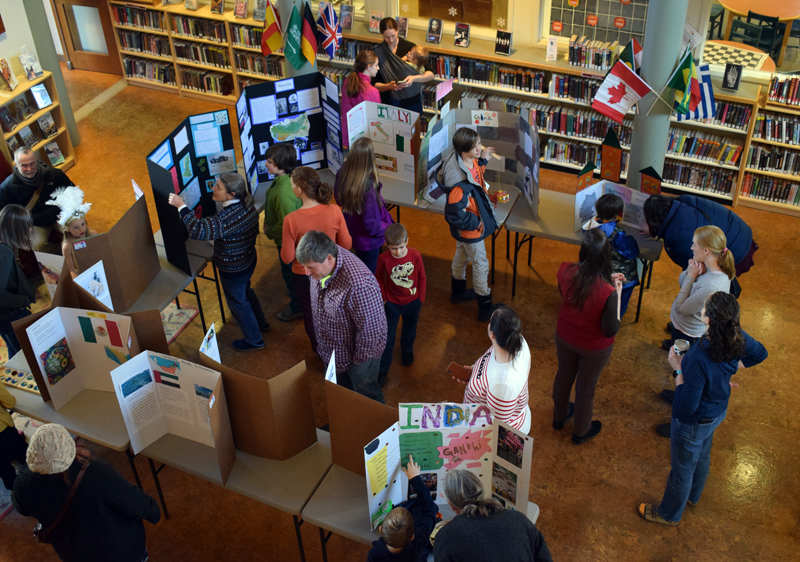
left=592, top=60, right=653, bottom=124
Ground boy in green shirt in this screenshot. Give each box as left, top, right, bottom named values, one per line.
left=263, top=142, right=303, bottom=321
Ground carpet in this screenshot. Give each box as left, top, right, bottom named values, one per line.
left=161, top=302, right=199, bottom=345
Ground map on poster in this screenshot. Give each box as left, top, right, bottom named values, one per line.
left=270, top=114, right=311, bottom=142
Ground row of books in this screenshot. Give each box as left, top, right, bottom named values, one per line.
left=420, top=113, right=436, bottom=135
left=178, top=68, right=233, bottom=97
left=117, top=31, right=171, bottom=59
left=682, top=101, right=752, bottom=132
left=174, top=42, right=230, bottom=69
left=458, top=59, right=547, bottom=94
left=662, top=161, right=736, bottom=196
left=420, top=85, right=438, bottom=111
left=319, top=67, right=349, bottom=96
left=531, top=104, right=633, bottom=146
left=122, top=56, right=177, bottom=86
left=234, top=53, right=285, bottom=79
left=428, top=53, right=459, bottom=81
left=110, top=5, right=164, bottom=32
left=568, top=36, right=619, bottom=72
left=171, top=15, right=227, bottom=43
left=549, top=74, right=601, bottom=106
left=752, top=111, right=800, bottom=145
left=767, top=75, right=800, bottom=106
left=1, top=107, right=57, bottom=142
left=740, top=173, right=800, bottom=205
left=665, top=127, right=743, bottom=166
left=229, top=24, right=263, bottom=49
left=541, top=139, right=630, bottom=173
left=331, top=39, right=376, bottom=63
left=745, top=145, right=800, bottom=177
left=0, top=87, right=52, bottom=132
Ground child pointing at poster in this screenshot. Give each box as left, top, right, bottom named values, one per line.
left=368, top=454, right=438, bottom=562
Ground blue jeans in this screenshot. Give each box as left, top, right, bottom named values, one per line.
left=380, top=299, right=421, bottom=373
left=355, top=247, right=381, bottom=274
left=343, top=357, right=384, bottom=403
left=670, top=325, right=702, bottom=348
left=220, top=270, right=267, bottom=345
left=0, top=308, right=31, bottom=357
left=619, top=284, right=636, bottom=319
left=276, top=246, right=302, bottom=314
left=658, top=410, right=727, bottom=522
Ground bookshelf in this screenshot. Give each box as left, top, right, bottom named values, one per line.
left=0, top=71, right=75, bottom=173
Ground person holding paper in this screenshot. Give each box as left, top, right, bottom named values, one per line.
left=551, top=229, right=624, bottom=445
left=0, top=147, right=74, bottom=251
left=45, top=186, right=97, bottom=278
left=0, top=204, right=36, bottom=356
left=13, top=424, right=161, bottom=562
left=340, top=50, right=382, bottom=148
left=169, top=173, right=268, bottom=352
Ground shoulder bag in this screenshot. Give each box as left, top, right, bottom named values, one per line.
left=33, top=465, right=87, bottom=544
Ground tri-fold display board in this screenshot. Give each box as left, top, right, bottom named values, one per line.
left=147, top=109, right=236, bottom=274
left=575, top=179, right=650, bottom=232
left=418, top=104, right=540, bottom=219
left=236, top=72, right=344, bottom=194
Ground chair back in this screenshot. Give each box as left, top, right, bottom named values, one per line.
left=730, top=20, right=763, bottom=48
left=746, top=10, right=783, bottom=57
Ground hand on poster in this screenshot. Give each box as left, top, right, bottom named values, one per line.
left=168, top=193, right=184, bottom=208
left=402, top=454, right=421, bottom=479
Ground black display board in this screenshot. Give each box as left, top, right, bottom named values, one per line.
left=146, top=109, right=236, bottom=275
left=236, top=72, right=344, bottom=193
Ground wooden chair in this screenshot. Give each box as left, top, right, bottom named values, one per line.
left=708, top=4, right=725, bottom=40
left=729, top=20, right=763, bottom=49
left=746, top=11, right=784, bottom=60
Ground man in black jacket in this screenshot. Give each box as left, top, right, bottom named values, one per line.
left=0, top=147, right=74, bottom=250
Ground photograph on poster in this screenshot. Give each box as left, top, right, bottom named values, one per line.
left=492, top=463, right=517, bottom=504
left=209, top=149, right=236, bottom=175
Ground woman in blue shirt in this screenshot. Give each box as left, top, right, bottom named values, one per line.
left=638, top=292, right=767, bottom=526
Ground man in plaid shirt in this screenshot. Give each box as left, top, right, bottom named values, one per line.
left=296, top=231, right=387, bottom=403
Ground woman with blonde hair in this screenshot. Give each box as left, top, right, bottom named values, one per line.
left=334, top=137, right=393, bottom=272
left=340, top=50, right=381, bottom=148
left=433, top=469, right=553, bottom=562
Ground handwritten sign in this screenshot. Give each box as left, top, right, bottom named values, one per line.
left=437, top=429, right=492, bottom=471
left=399, top=431, right=444, bottom=471
left=471, top=110, right=499, bottom=128
left=436, top=79, right=454, bottom=102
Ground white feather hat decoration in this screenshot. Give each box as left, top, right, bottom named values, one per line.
left=46, top=186, right=92, bottom=228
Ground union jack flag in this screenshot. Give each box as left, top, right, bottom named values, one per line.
left=316, top=2, right=342, bottom=59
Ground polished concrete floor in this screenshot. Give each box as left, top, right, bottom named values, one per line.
left=1, top=66, right=798, bottom=561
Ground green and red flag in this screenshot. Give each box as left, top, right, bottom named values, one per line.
left=666, top=46, right=701, bottom=115
left=283, top=5, right=305, bottom=69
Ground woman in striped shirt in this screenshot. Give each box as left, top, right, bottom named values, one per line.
left=463, top=306, right=531, bottom=434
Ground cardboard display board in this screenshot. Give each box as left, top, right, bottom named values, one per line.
left=325, top=380, right=397, bottom=477
left=575, top=179, right=650, bottom=232
left=35, top=252, right=64, bottom=300
left=346, top=101, right=420, bottom=187
left=147, top=110, right=236, bottom=275
left=364, top=422, right=403, bottom=530
left=72, top=197, right=160, bottom=310
left=236, top=73, right=344, bottom=194
left=417, top=106, right=540, bottom=219
left=198, top=354, right=317, bottom=461
left=11, top=273, right=168, bottom=409
left=111, top=351, right=236, bottom=484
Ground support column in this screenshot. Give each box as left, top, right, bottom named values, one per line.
left=626, top=0, right=689, bottom=190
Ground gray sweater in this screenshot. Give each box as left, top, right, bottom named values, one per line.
left=670, top=269, right=731, bottom=337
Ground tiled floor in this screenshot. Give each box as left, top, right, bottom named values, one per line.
left=1, top=68, right=798, bottom=561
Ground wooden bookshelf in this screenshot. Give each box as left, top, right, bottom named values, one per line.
left=0, top=71, right=75, bottom=173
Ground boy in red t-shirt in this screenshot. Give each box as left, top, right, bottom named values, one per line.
left=376, top=224, right=426, bottom=386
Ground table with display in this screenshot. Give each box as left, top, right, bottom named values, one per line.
left=302, top=464, right=541, bottom=562
left=139, top=429, right=333, bottom=562
left=503, top=190, right=664, bottom=322
left=720, top=0, right=800, bottom=67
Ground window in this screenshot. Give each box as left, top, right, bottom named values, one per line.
left=546, top=0, right=648, bottom=46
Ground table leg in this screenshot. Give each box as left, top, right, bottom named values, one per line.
left=126, top=448, right=142, bottom=488
left=212, top=262, right=226, bottom=324
left=292, top=515, right=306, bottom=562
left=319, top=527, right=333, bottom=562
left=528, top=235, right=532, bottom=266
left=506, top=229, right=510, bottom=260
left=147, top=457, right=170, bottom=520
left=778, top=21, right=792, bottom=66
left=193, top=279, right=207, bottom=335
left=512, top=232, right=519, bottom=298
left=491, top=228, right=500, bottom=285
left=175, top=296, right=181, bottom=309
left=723, top=11, right=733, bottom=41
left=647, top=258, right=654, bottom=289
left=635, top=260, right=649, bottom=324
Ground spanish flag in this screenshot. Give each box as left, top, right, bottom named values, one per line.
left=301, top=1, right=318, bottom=66
left=260, top=0, right=283, bottom=56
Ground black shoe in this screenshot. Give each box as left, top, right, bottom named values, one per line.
left=378, top=371, right=388, bottom=388
left=402, top=352, right=414, bottom=366
left=660, top=389, right=675, bottom=404
left=662, top=339, right=672, bottom=351
left=476, top=293, right=493, bottom=322
left=665, top=321, right=674, bottom=334
left=553, top=402, right=575, bottom=430
left=572, top=421, right=602, bottom=445
left=450, top=277, right=477, bottom=304
left=656, top=423, right=671, bottom=438
left=233, top=339, right=265, bottom=352
left=260, top=323, right=271, bottom=333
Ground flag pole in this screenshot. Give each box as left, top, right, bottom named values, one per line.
left=645, top=84, right=673, bottom=116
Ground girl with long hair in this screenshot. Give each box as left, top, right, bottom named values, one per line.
left=340, top=50, right=381, bottom=148
left=333, top=137, right=393, bottom=272
left=282, top=167, right=352, bottom=352
left=639, top=293, right=767, bottom=526
left=0, top=204, right=36, bottom=356
left=552, top=229, right=625, bottom=445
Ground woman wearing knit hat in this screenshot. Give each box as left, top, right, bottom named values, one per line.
left=12, top=424, right=160, bottom=562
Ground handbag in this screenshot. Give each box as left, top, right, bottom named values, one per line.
left=33, top=465, right=87, bottom=544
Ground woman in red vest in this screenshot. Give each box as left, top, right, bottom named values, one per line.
left=552, top=229, right=624, bottom=445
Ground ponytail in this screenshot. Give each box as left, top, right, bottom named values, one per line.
left=443, top=469, right=503, bottom=519
left=718, top=247, right=736, bottom=280
left=489, top=306, right=524, bottom=364
left=345, top=50, right=377, bottom=98
left=291, top=166, right=333, bottom=205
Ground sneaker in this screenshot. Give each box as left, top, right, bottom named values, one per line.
left=656, top=422, right=671, bottom=438
left=277, top=307, right=303, bottom=322
left=637, top=503, right=679, bottom=526
left=553, top=402, right=575, bottom=430
left=660, top=389, right=675, bottom=404
left=232, top=339, right=265, bottom=352
left=665, top=321, right=674, bottom=334
left=402, top=352, right=414, bottom=366
left=661, top=339, right=672, bottom=351
left=260, top=323, right=271, bottom=333
left=572, top=420, right=602, bottom=444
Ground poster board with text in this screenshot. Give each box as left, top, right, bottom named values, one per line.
left=575, top=179, right=650, bottom=232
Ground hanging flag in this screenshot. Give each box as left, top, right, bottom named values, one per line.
left=617, top=38, right=643, bottom=73
left=284, top=5, right=305, bottom=70
left=676, top=63, right=716, bottom=122
left=592, top=60, right=653, bottom=124
left=316, top=2, right=342, bottom=59
left=261, top=0, right=283, bottom=56
left=666, top=47, right=701, bottom=115
left=301, top=1, right=318, bottom=66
